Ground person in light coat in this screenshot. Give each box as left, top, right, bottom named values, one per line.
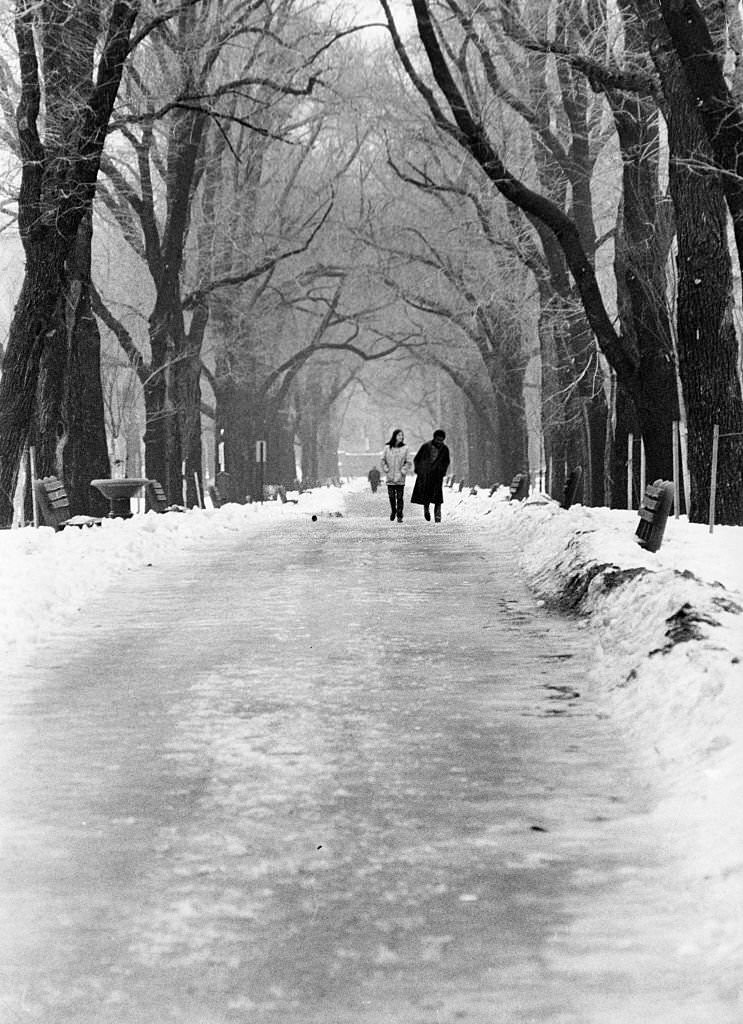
left=381, top=428, right=412, bottom=522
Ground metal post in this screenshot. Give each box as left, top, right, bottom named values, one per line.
left=29, top=446, right=39, bottom=528
left=680, top=420, right=691, bottom=520
left=194, top=471, right=203, bottom=509
left=708, top=423, right=719, bottom=533
left=640, top=437, right=646, bottom=501
left=672, top=420, right=680, bottom=518
left=627, top=433, right=634, bottom=509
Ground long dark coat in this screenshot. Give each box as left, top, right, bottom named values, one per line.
left=411, top=441, right=450, bottom=505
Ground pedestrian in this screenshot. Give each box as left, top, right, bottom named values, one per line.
left=367, top=465, right=381, bottom=493
left=411, top=429, right=451, bottom=522
left=381, top=428, right=412, bottom=522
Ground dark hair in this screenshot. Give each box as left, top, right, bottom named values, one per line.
left=387, top=429, right=404, bottom=447
left=433, top=429, right=446, bottom=440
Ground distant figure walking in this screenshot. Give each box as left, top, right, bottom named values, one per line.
left=412, top=429, right=451, bottom=522
left=381, top=429, right=412, bottom=522
left=367, top=465, right=381, bottom=493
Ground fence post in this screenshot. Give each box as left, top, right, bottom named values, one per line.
left=640, top=437, right=646, bottom=502
left=29, top=446, right=39, bottom=528
left=672, top=421, right=680, bottom=518
left=627, top=433, right=634, bottom=509
left=708, top=423, right=719, bottom=534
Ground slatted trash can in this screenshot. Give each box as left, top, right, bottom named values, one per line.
left=635, top=479, right=674, bottom=552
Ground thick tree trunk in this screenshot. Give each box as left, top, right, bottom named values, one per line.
left=175, top=353, right=204, bottom=508
left=0, top=1, right=138, bottom=526
left=145, top=296, right=183, bottom=503
left=633, top=0, right=743, bottom=523
left=464, top=400, right=501, bottom=485
left=63, top=214, right=111, bottom=517
left=213, top=376, right=303, bottom=500
left=673, top=189, right=743, bottom=522
left=213, top=377, right=254, bottom=501
left=665, top=46, right=743, bottom=524
left=0, top=248, right=65, bottom=524
left=608, top=382, right=642, bottom=510
left=32, top=212, right=111, bottom=515
left=484, top=346, right=528, bottom=481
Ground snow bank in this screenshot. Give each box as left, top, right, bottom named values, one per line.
left=450, top=488, right=743, bottom=962
left=2, top=479, right=740, bottom=964
left=0, top=487, right=346, bottom=672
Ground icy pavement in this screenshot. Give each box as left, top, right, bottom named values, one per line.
left=0, top=491, right=737, bottom=1023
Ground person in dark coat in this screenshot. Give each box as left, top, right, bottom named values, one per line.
left=411, top=429, right=450, bottom=522
left=367, top=465, right=381, bottom=493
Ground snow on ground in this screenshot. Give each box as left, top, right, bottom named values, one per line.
left=447, top=485, right=743, bottom=969
left=0, top=486, right=344, bottom=672
left=1, top=478, right=741, bottom=967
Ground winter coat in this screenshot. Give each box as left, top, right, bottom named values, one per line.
left=411, top=440, right=450, bottom=505
left=381, top=444, right=412, bottom=485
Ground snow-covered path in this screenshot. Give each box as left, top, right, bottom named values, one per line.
left=0, top=492, right=735, bottom=1022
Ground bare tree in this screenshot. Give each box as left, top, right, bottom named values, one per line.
left=0, top=0, right=155, bottom=524
left=379, top=0, right=679, bottom=486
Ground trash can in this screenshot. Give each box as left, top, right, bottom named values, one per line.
left=635, top=480, right=674, bottom=552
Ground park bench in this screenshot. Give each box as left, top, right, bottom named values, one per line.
left=146, top=479, right=185, bottom=513
left=509, top=473, right=530, bottom=501
left=33, top=476, right=101, bottom=531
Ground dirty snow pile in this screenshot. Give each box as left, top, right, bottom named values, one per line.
left=450, top=487, right=743, bottom=956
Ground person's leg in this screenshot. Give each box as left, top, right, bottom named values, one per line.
left=395, top=484, right=404, bottom=521
left=424, top=504, right=431, bottom=521
left=434, top=502, right=441, bottom=522
left=387, top=486, right=396, bottom=520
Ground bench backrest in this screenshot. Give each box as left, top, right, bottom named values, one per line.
left=33, top=476, right=70, bottom=530
left=147, top=479, right=169, bottom=513
left=509, top=473, right=530, bottom=501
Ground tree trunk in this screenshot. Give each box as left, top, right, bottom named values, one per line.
left=145, top=294, right=183, bottom=503
left=0, top=1, right=138, bottom=526
left=632, top=0, right=743, bottom=523
left=213, top=376, right=254, bottom=501
left=664, top=33, right=743, bottom=524
left=63, top=213, right=111, bottom=517
left=400, top=0, right=676, bottom=483
left=175, top=353, right=204, bottom=508
left=0, top=247, right=65, bottom=524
